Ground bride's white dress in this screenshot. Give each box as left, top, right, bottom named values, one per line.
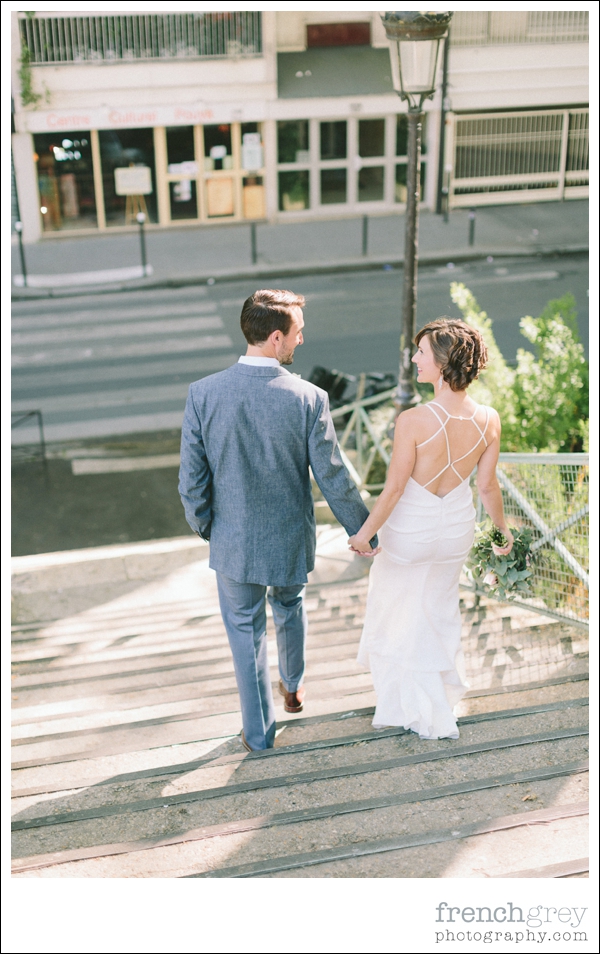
left=357, top=401, right=490, bottom=739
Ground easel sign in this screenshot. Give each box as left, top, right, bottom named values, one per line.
left=115, top=166, right=152, bottom=223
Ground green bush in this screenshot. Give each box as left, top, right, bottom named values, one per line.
left=450, top=285, right=588, bottom=453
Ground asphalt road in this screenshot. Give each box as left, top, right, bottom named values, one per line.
left=12, top=253, right=588, bottom=444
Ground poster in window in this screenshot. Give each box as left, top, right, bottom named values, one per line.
left=243, top=185, right=265, bottom=219
left=115, top=166, right=153, bottom=196
left=207, top=177, right=234, bottom=216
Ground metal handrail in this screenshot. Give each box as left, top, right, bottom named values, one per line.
left=11, top=410, right=47, bottom=472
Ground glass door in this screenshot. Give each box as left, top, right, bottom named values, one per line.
left=240, top=122, right=266, bottom=220
left=165, top=125, right=199, bottom=221
left=203, top=124, right=236, bottom=218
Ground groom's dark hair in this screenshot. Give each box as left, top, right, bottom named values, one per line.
left=241, top=289, right=306, bottom=345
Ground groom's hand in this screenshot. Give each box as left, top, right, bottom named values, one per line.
left=348, top=534, right=381, bottom=557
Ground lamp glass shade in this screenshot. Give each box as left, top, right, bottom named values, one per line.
left=396, top=37, right=440, bottom=96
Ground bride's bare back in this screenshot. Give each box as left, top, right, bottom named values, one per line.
left=411, top=400, right=495, bottom=498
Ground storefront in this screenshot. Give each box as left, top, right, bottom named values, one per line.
left=19, top=106, right=429, bottom=236
left=29, top=119, right=266, bottom=233
left=276, top=114, right=426, bottom=213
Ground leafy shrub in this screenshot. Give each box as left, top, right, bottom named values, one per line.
left=450, top=285, right=588, bottom=453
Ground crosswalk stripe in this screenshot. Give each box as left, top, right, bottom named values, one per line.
left=11, top=382, right=194, bottom=415
left=11, top=354, right=238, bottom=391
left=12, top=334, right=234, bottom=368
left=12, top=315, right=223, bottom=347
left=12, top=300, right=217, bottom=331
left=11, top=288, right=241, bottom=441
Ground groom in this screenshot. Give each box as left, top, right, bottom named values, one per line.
left=179, top=288, right=375, bottom=751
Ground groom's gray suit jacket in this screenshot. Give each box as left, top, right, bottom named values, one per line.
left=179, top=362, right=372, bottom=586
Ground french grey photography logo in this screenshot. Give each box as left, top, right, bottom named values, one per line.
left=434, top=902, right=588, bottom=944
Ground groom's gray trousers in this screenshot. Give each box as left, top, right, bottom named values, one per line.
left=179, top=363, right=373, bottom=749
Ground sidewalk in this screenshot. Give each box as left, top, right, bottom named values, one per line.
left=12, top=199, right=588, bottom=299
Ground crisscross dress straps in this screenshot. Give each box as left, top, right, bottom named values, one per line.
left=415, top=402, right=490, bottom=489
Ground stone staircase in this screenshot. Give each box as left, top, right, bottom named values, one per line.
left=11, top=529, right=588, bottom=878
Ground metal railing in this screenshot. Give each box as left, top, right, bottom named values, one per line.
left=18, top=12, right=262, bottom=65
left=11, top=411, right=47, bottom=476
left=448, top=109, right=589, bottom=206
left=331, top=392, right=589, bottom=628
left=471, top=455, right=589, bottom=629
left=451, top=11, right=588, bottom=46
left=331, top=384, right=396, bottom=490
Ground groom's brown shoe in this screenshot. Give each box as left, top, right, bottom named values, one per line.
left=278, top=679, right=305, bottom=713
left=240, top=730, right=254, bottom=752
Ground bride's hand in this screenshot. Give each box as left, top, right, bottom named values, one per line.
left=492, top=527, right=514, bottom=556
left=348, top=534, right=381, bottom=557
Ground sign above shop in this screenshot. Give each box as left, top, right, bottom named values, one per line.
left=17, top=103, right=229, bottom=134
left=115, top=166, right=153, bottom=195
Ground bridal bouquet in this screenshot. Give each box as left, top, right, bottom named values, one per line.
left=467, top=525, right=535, bottom=602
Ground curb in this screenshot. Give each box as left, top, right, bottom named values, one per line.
left=11, top=244, right=589, bottom=301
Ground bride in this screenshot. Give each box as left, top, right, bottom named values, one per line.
left=349, top=318, right=513, bottom=740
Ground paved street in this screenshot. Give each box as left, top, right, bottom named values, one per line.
left=12, top=253, right=588, bottom=445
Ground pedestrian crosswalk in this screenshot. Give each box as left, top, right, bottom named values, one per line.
left=11, top=287, right=240, bottom=443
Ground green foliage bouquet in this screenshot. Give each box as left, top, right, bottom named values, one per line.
left=468, top=525, right=535, bottom=602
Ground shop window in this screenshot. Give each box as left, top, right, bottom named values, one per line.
left=358, top=167, right=384, bottom=202
left=203, top=124, right=233, bottom=171
left=34, top=131, right=97, bottom=231
left=166, top=126, right=198, bottom=220
left=167, top=126, right=196, bottom=168
left=277, top=121, right=310, bottom=164
left=359, top=119, right=385, bottom=158
left=396, top=115, right=427, bottom=157
left=320, top=121, right=347, bottom=161
left=307, top=23, right=371, bottom=47
left=321, top=168, right=347, bottom=204
left=240, top=123, right=264, bottom=173
left=243, top=176, right=265, bottom=218
left=169, top=180, right=198, bottom=219
left=279, top=170, right=310, bottom=211
left=395, top=163, right=426, bottom=203
left=99, top=128, right=157, bottom=226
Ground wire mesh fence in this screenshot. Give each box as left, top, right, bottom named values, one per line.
left=472, top=455, right=589, bottom=628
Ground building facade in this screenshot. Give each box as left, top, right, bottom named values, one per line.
left=11, top=11, right=589, bottom=243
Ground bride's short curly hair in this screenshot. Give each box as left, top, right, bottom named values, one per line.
left=415, top=318, right=488, bottom=392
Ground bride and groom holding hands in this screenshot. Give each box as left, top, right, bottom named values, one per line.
left=179, top=288, right=513, bottom=751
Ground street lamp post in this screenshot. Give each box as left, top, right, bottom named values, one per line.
left=381, top=11, right=453, bottom=414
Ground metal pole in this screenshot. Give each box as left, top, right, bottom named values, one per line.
left=395, top=108, right=423, bottom=415
left=136, top=212, right=147, bottom=275
left=250, top=221, right=257, bottom=264
left=15, top=222, right=27, bottom=287
left=468, top=207, right=476, bottom=246
left=36, top=410, right=49, bottom=483
left=362, top=214, right=368, bottom=256
left=435, top=31, right=451, bottom=215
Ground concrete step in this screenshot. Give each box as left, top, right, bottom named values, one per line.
left=11, top=698, right=588, bottom=877
left=12, top=531, right=588, bottom=878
